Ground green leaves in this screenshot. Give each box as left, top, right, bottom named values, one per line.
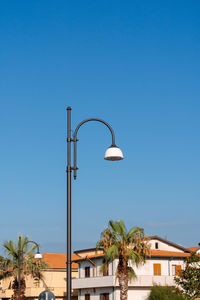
left=127, top=227, right=144, bottom=242
left=105, top=244, right=119, bottom=261
left=128, top=267, right=136, bottom=281
left=3, top=240, right=18, bottom=262
left=175, top=253, right=200, bottom=299
left=109, top=220, right=126, bottom=241
left=128, top=249, right=140, bottom=266
left=96, top=219, right=150, bottom=279
left=147, top=286, right=187, bottom=300
left=96, top=220, right=150, bottom=300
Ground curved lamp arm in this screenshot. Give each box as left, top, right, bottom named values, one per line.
left=20, top=240, right=42, bottom=260
left=73, top=118, right=116, bottom=179
left=23, top=240, right=40, bottom=253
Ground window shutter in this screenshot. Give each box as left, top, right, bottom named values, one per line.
left=100, top=293, right=109, bottom=300
left=153, top=263, right=161, bottom=275
left=85, top=267, right=90, bottom=278
left=175, top=265, right=182, bottom=276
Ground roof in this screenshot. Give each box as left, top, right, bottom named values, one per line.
left=42, top=253, right=79, bottom=270
left=150, top=250, right=190, bottom=257
left=73, top=250, right=190, bottom=262
left=75, top=236, right=191, bottom=255
left=188, top=247, right=200, bottom=252
left=73, top=254, right=104, bottom=262
left=150, top=235, right=191, bottom=253
left=74, top=248, right=97, bottom=254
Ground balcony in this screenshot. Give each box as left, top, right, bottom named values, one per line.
left=72, top=275, right=175, bottom=289
left=72, top=276, right=115, bottom=289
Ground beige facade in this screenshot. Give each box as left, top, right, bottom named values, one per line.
left=0, top=253, right=79, bottom=300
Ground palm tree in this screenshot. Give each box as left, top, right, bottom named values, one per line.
left=0, top=235, right=47, bottom=300
left=96, top=220, right=150, bottom=300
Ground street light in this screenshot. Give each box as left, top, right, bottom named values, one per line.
left=66, top=107, right=123, bottom=300
left=18, top=236, right=42, bottom=300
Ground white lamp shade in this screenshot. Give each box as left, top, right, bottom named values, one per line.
left=104, top=146, right=123, bottom=161
left=34, top=253, right=43, bottom=259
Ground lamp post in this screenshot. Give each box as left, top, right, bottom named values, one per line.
left=66, top=107, right=123, bottom=300
left=18, top=236, right=42, bottom=300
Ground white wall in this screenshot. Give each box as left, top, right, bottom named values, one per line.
left=78, top=288, right=113, bottom=300
left=79, top=257, right=184, bottom=278
left=150, top=239, right=183, bottom=252
left=116, top=288, right=150, bottom=300
left=79, top=261, right=94, bottom=278
left=79, top=259, right=114, bottom=278
left=78, top=288, right=151, bottom=300
left=76, top=250, right=185, bottom=300
left=131, top=258, right=183, bottom=276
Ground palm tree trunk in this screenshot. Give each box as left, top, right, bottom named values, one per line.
left=12, top=277, right=26, bottom=300
left=118, top=272, right=129, bottom=300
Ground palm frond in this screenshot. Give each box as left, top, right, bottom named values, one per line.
left=97, top=228, right=117, bottom=253
left=3, top=241, right=18, bottom=261
left=97, top=219, right=150, bottom=290
left=96, top=240, right=104, bottom=251
left=0, top=256, right=12, bottom=269
left=99, top=260, right=107, bottom=275
left=105, top=245, right=119, bottom=262
left=127, top=227, right=143, bottom=241
left=128, top=249, right=141, bottom=266
left=26, top=244, right=37, bottom=256
left=109, top=220, right=126, bottom=240
left=118, top=220, right=127, bottom=238
left=0, top=270, right=13, bottom=280
left=128, top=266, right=136, bottom=281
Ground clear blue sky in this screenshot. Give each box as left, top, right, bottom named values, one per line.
left=0, top=0, right=200, bottom=254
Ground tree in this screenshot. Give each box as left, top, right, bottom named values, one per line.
left=96, top=220, right=150, bottom=300
left=0, top=235, right=47, bottom=300
left=147, top=285, right=187, bottom=300
left=175, top=252, right=200, bottom=299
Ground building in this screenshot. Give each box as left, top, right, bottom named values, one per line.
left=1, top=237, right=199, bottom=300
left=72, top=236, right=193, bottom=300
left=0, top=253, right=79, bottom=300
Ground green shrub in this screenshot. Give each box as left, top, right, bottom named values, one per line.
left=175, top=253, right=200, bottom=299
left=147, top=285, right=187, bottom=300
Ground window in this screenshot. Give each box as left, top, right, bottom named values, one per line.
left=155, top=242, right=159, bottom=249
left=172, top=265, right=182, bottom=276
left=85, top=294, right=90, bottom=300
left=85, top=266, right=90, bottom=278
left=100, top=293, right=109, bottom=300
left=153, top=263, right=161, bottom=276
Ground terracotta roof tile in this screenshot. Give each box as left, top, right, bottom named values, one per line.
left=73, top=253, right=104, bottom=261
left=73, top=250, right=190, bottom=262
left=42, top=253, right=79, bottom=269
left=150, top=250, right=190, bottom=257
left=188, top=247, right=200, bottom=252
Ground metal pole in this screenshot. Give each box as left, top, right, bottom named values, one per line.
left=66, top=107, right=72, bottom=300
left=18, top=236, right=21, bottom=300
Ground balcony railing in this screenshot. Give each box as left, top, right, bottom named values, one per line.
left=72, top=275, right=175, bottom=289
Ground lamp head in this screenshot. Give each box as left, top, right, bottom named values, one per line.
left=104, top=145, right=124, bottom=161
left=34, top=253, right=43, bottom=259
